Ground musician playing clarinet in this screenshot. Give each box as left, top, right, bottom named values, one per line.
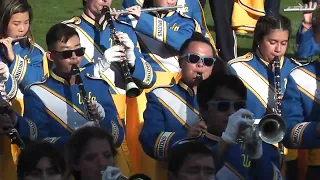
left=139, top=32, right=219, bottom=179
left=18, top=23, right=127, bottom=176
left=192, top=73, right=283, bottom=179
left=282, top=6, right=320, bottom=179
left=228, top=14, right=301, bottom=179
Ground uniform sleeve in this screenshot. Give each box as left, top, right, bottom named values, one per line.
left=8, top=47, right=45, bottom=91
left=192, top=0, right=212, bottom=42
left=5, top=74, right=18, bottom=100
left=135, top=13, right=196, bottom=51
left=128, top=30, right=157, bottom=89
left=139, top=92, right=187, bottom=160
left=282, top=75, right=320, bottom=148
left=296, top=24, right=320, bottom=58
left=22, top=87, right=69, bottom=150
left=121, top=0, right=141, bottom=8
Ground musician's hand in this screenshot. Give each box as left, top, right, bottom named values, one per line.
left=112, top=8, right=120, bottom=20
left=102, top=166, right=122, bottom=180
left=0, top=114, right=16, bottom=135
left=301, top=1, right=317, bottom=31
left=244, top=128, right=263, bottom=159
left=126, top=5, right=142, bottom=19
left=116, top=31, right=135, bottom=67
left=88, top=100, right=105, bottom=123
left=187, top=120, right=207, bottom=138
left=96, top=45, right=125, bottom=74
left=221, top=109, right=254, bottom=144
left=0, top=62, right=10, bottom=83
left=0, top=37, right=15, bottom=62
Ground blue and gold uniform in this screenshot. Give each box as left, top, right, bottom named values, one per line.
left=228, top=52, right=301, bottom=171
left=18, top=64, right=130, bottom=175
left=295, top=24, right=320, bottom=58
left=282, top=60, right=320, bottom=170
left=201, top=135, right=283, bottom=179
left=121, top=0, right=216, bottom=48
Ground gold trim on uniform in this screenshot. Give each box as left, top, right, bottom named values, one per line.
left=25, top=118, right=38, bottom=140
left=44, top=137, right=60, bottom=144
left=45, top=108, right=73, bottom=133
left=224, top=162, right=245, bottom=180
left=154, top=131, right=175, bottom=160
left=12, top=55, right=27, bottom=83
left=7, top=75, right=18, bottom=100
left=290, top=122, right=310, bottom=147
left=141, top=58, right=153, bottom=87
left=178, top=81, right=195, bottom=96
left=50, top=71, right=69, bottom=85
left=111, top=121, right=119, bottom=144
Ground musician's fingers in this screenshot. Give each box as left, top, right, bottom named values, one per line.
left=197, top=120, right=207, bottom=129
left=313, top=2, right=317, bottom=8
left=6, top=37, right=12, bottom=44
left=308, top=1, right=313, bottom=8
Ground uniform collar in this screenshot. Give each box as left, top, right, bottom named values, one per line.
left=178, top=80, right=195, bottom=96
left=152, top=11, right=175, bottom=18
left=256, top=50, right=284, bottom=68
left=81, top=12, right=108, bottom=30
left=50, top=70, right=70, bottom=85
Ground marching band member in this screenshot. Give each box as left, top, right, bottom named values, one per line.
left=295, top=1, right=319, bottom=58
left=0, top=0, right=48, bottom=179
left=18, top=23, right=128, bottom=176
left=282, top=6, right=320, bottom=179
left=139, top=32, right=218, bottom=179
left=121, top=0, right=217, bottom=48
left=195, top=73, right=283, bottom=179
left=228, top=14, right=301, bottom=178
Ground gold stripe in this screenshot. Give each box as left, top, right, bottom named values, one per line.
left=136, top=0, right=143, bottom=6
left=19, top=59, right=28, bottom=84
left=50, top=71, right=69, bottom=85
left=81, top=13, right=96, bottom=27
left=39, top=85, right=86, bottom=118
left=165, top=88, right=199, bottom=115
left=242, top=62, right=274, bottom=90
left=224, top=162, right=245, bottom=180
left=153, top=17, right=157, bottom=39
left=165, top=132, right=175, bottom=159
left=154, top=131, right=164, bottom=157
left=300, top=67, right=320, bottom=81
left=42, top=54, right=49, bottom=77
left=45, top=108, right=73, bottom=133
left=158, top=98, right=188, bottom=128
left=100, top=73, right=120, bottom=94
left=297, top=85, right=320, bottom=103
left=163, top=22, right=167, bottom=44
left=11, top=55, right=19, bottom=79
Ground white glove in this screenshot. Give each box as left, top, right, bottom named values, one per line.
left=102, top=166, right=122, bottom=180
left=116, top=31, right=135, bottom=67
left=91, top=100, right=105, bottom=123
left=221, top=109, right=255, bottom=144
left=0, top=62, right=9, bottom=83
left=244, top=128, right=263, bottom=159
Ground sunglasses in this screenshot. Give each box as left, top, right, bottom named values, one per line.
left=181, top=53, right=216, bottom=66
left=207, top=100, right=246, bottom=112
left=52, top=47, right=85, bottom=59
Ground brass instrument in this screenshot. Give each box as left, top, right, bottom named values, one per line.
left=72, top=64, right=100, bottom=126
left=284, top=5, right=317, bottom=12
left=99, top=7, right=141, bottom=98
left=111, top=5, right=183, bottom=16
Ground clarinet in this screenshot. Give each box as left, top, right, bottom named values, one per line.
left=273, top=57, right=284, bottom=156
left=98, top=7, right=140, bottom=98
left=71, top=64, right=99, bottom=126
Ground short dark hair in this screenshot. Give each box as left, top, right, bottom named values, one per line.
left=46, top=23, right=79, bottom=51
left=252, top=14, right=291, bottom=52
left=65, top=126, right=117, bottom=179
left=168, top=141, right=213, bottom=175
left=17, top=140, right=66, bottom=179
left=197, top=73, right=247, bottom=110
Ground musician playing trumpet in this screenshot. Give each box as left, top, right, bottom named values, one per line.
left=193, top=73, right=283, bottom=179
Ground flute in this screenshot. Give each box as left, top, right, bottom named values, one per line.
left=11, top=36, right=28, bottom=43
left=283, top=6, right=317, bottom=12
left=111, top=5, right=183, bottom=15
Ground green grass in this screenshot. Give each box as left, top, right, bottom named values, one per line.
left=29, top=0, right=303, bottom=58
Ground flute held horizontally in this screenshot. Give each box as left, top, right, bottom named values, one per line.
left=283, top=5, right=317, bottom=12
left=111, top=5, right=183, bottom=15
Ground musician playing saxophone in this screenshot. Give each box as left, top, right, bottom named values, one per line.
left=18, top=23, right=125, bottom=171
left=191, top=73, right=283, bottom=179
left=281, top=6, right=320, bottom=179
left=228, top=14, right=301, bottom=179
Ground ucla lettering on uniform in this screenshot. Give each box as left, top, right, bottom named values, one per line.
left=241, top=154, right=251, bottom=168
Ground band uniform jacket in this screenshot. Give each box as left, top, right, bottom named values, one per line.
left=121, top=0, right=216, bottom=48
left=200, top=136, right=283, bottom=180
left=295, top=24, right=320, bottom=58
left=282, top=61, right=320, bottom=166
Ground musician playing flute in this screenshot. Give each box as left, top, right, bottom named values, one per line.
left=0, top=0, right=49, bottom=179
left=228, top=15, right=301, bottom=179
left=281, top=6, right=320, bottom=179
left=121, top=0, right=217, bottom=49
left=139, top=32, right=219, bottom=179
left=18, top=23, right=126, bottom=176
left=295, top=1, right=320, bottom=58
left=192, top=73, right=283, bottom=180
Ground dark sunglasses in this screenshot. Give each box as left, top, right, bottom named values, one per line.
left=52, top=47, right=85, bottom=59
left=181, top=53, right=216, bottom=66
left=207, top=100, right=246, bottom=112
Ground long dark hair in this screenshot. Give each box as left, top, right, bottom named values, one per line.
left=252, top=14, right=291, bottom=52
left=0, top=0, right=34, bottom=47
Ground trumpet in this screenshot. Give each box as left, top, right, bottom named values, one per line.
left=110, top=5, right=183, bottom=16
left=284, top=5, right=317, bottom=12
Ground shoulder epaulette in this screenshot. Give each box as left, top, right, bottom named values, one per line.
left=24, top=75, right=48, bottom=90
left=148, top=77, right=176, bottom=93
left=115, top=19, right=134, bottom=28
left=85, top=73, right=103, bottom=80
left=31, top=42, right=45, bottom=54
left=62, top=16, right=82, bottom=25
left=289, top=60, right=314, bottom=74
left=228, top=52, right=254, bottom=65
left=289, top=58, right=303, bottom=66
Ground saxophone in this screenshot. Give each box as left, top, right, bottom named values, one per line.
left=71, top=64, right=99, bottom=126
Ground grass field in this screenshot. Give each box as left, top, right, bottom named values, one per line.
left=28, top=0, right=303, bottom=58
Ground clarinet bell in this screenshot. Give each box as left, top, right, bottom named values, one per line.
left=126, top=81, right=141, bottom=98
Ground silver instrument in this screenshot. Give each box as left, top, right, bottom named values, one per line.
left=111, top=5, right=183, bottom=15
left=284, top=5, right=317, bottom=12
left=11, top=36, right=28, bottom=42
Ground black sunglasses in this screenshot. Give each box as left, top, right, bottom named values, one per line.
left=181, top=53, right=216, bottom=66
left=207, top=100, right=246, bottom=112
left=52, top=47, right=85, bottom=59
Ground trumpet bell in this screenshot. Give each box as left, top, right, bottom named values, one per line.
left=126, top=82, right=141, bottom=98
left=257, top=114, right=286, bottom=144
